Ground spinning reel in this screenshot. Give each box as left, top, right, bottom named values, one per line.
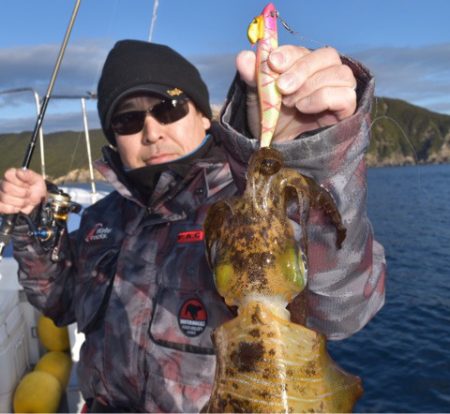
left=31, top=189, right=81, bottom=262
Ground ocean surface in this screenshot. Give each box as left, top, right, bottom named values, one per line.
left=328, top=163, right=450, bottom=413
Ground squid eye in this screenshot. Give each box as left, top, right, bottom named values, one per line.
left=260, top=158, right=282, bottom=176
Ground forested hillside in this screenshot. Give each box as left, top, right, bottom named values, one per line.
left=1, top=97, right=450, bottom=181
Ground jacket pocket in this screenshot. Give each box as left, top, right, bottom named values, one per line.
left=149, top=287, right=233, bottom=354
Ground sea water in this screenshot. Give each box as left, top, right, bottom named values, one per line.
left=329, top=163, right=450, bottom=412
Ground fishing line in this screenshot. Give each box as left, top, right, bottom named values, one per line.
left=275, top=10, right=430, bottom=223
left=369, top=111, right=424, bottom=201
left=276, top=12, right=426, bottom=196
left=370, top=96, right=421, bottom=166
left=370, top=114, right=418, bottom=164
left=274, top=11, right=330, bottom=50
left=274, top=12, right=429, bottom=188
left=369, top=116, right=419, bottom=166
left=370, top=97, right=427, bottom=211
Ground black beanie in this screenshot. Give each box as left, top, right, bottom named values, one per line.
left=97, top=40, right=212, bottom=145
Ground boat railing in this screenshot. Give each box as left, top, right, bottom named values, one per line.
left=50, top=92, right=98, bottom=198
left=0, top=87, right=46, bottom=177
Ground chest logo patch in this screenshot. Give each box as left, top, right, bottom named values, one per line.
left=177, top=230, right=204, bottom=243
left=85, top=223, right=112, bottom=242
left=178, top=298, right=207, bottom=337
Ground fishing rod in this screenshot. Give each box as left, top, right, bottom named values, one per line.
left=0, top=0, right=82, bottom=261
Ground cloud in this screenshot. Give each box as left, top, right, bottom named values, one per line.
left=192, top=44, right=450, bottom=115
left=352, top=43, right=450, bottom=114
left=190, top=53, right=236, bottom=105
left=1, top=41, right=449, bottom=134
left=0, top=40, right=108, bottom=133
left=0, top=40, right=109, bottom=104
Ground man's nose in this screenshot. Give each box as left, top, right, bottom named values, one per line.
left=142, top=114, right=164, bottom=144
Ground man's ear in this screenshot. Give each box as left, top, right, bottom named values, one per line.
left=202, top=116, right=211, bottom=131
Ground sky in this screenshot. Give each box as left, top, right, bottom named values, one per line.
left=0, top=0, right=449, bottom=134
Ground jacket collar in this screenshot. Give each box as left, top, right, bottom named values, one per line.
left=94, top=123, right=231, bottom=216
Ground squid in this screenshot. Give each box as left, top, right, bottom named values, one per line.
left=204, top=147, right=361, bottom=413
left=203, top=4, right=363, bottom=413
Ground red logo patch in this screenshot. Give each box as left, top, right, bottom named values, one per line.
left=177, top=230, right=204, bottom=243
left=178, top=298, right=207, bottom=337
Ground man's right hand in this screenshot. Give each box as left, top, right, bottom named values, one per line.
left=0, top=168, right=47, bottom=215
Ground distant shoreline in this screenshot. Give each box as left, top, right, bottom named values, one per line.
left=51, top=158, right=450, bottom=184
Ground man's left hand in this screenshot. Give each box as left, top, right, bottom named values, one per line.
left=236, top=45, right=357, bottom=142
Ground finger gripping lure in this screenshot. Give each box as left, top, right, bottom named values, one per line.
left=247, top=3, right=282, bottom=148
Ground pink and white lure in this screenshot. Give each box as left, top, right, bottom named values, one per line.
left=247, top=3, right=281, bottom=148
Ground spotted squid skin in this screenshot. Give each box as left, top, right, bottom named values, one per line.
left=204, top=148, right=362, bottom=412
left=204, top=148, right=346, bottom=308
left=206, top=302, right=363, bottom=413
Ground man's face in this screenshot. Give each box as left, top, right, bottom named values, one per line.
left=113, top=95, right=211, bottom=169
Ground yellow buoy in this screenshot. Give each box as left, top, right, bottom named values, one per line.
left=35, top=351, right=73, bottom=389
left=37, top=315, right=70, bottom=352
left=13, top=371, right=62, bottom=413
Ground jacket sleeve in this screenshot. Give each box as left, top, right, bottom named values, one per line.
left=218, top=56, right=386, bottom=340
left=12, top=221, right=78, bottom=326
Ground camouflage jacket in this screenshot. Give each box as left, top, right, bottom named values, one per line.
left=13, top=58, right=386, bottom=412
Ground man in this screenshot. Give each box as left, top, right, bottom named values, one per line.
left=0, top=40, right=385, bottom=412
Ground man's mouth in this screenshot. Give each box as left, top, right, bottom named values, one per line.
left=146, top=153, right=178, bottom=165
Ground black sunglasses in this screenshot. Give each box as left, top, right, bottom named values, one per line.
left=111, top=97, right=190, bottom=135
